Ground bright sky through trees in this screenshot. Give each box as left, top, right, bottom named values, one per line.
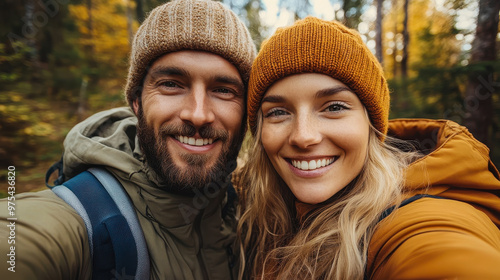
left=259, top=0, right=478, bottom=54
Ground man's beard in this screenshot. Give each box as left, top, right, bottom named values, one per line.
left=136, top=105, right=244, bottom=195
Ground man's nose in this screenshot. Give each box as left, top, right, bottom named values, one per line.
left=179, top=86, right=216, bottom=128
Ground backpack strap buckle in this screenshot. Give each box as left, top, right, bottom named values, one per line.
left=45, top=156, right=64, bottom=188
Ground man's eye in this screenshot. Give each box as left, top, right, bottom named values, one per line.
left=214, top=88, right=233, bottom=94
left=213, top=88, right=240, bottom=100
left=160, top=81, right=179, bottom=87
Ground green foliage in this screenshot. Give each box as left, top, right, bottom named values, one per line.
left=1, top=0, right=498, bottom=191
left=342, top=0, right=366, bottom=29
left=0, top=91, right=59, bottom=169
left=389, top=59, right=500, bottom=166
left=244, top=0, right=267, bottom=49
left=0, top=1, right=130, bottom=191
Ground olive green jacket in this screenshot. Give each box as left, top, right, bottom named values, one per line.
left=0, top=107, right=238, bottom=280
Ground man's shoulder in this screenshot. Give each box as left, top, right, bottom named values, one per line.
left=1, top=189, right=86, bottom=229
left=0, top=190, right=92, bottom=279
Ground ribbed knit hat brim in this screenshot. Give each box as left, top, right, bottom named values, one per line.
left=125, top=0, right=256, bottom=108
left=247, top=17, right=390, bottom=137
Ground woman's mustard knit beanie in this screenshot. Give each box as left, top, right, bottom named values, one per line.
left=247, top=17, right=390, bottom=137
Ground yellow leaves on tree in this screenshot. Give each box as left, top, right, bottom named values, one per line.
left=382, top=0, right=461, bottom=79
left=69, top=0, right=138, bottom=68
left=0, top=93, right=55, bottom=137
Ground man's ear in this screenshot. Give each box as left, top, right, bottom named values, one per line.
left=133, top=98, right=139, bottom=115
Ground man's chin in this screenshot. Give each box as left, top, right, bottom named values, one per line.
left=157, top=164, right=220, bottom=195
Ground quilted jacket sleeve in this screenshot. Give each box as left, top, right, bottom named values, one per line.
left=0, top=190, right=91, bottom=280
left=367, top=197, right=500, bottom=280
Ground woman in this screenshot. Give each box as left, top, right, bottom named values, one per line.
left=237, top=17, right=500, bottom=279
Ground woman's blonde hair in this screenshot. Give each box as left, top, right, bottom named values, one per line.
left=237, top=112, right=418, bottom=280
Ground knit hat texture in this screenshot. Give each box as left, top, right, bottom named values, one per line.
left=247, top=17, right=390, bottom=136
left=125, top=0, right=256, bottom=108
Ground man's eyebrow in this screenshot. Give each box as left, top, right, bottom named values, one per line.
left=148, top=66, right=190, bottom=79
left=315, top=86, right=353, bottom=99
left=213, top=75, right=245, bottom=92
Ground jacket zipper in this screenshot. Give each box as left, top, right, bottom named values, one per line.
left=195, top=209, right=210, bottom=280
left=227, top=245, right=235, bottom=280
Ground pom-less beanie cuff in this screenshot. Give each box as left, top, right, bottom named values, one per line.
left=247, top=17, right=390, bottom=138
left=125, top=0, right=256, bottom=108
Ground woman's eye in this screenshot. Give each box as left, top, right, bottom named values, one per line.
left=265, top=109, right=288, bottom=118
left=325, top=103, right=348, bottom=112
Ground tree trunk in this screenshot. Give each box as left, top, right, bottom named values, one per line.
left=375, top=0, right=384, bottom=65
left=463, top=0, right=500, bottom=145
left=24, top=0, right=37, bottom=60
left=342, top=0, right=364, bottom=29
left=126, top=0, right=134, bottom=46
left=392, top=0, right=398, bottom=78
left=135, top=0, right=144, bottom=23
left=24, top=0, right=41, bottom=86
left=86, top=0, right=94, bottom=53
left=77, top=77, right=88, bottom=122
left=401, top=0, right=409, bottom=78
left=80, top=0, right=94, bottom=119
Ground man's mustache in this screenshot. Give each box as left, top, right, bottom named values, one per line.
left=159, top=123, right=229, bottom=142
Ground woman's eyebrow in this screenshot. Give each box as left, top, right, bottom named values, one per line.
left=315, top=86, right=353, bottom=99
left=262, top=86, right=353, bottom=104
left=261, top=95, right=286, bottom=104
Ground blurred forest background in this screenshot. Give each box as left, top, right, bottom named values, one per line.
left=1, top=0, right=499, bottom=195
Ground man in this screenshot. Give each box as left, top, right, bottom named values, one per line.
left=0, top=0, right=256, bottom=279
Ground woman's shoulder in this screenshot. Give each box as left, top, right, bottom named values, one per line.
left=367, top=196, right=500, bottom=280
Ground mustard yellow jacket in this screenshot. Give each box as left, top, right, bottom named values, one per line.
left=367, top=119, right=500, bottom=279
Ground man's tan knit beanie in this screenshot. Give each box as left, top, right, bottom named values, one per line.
left=125, top=0, right=256, bottom=108
left=247, top=17, right=390, bottom=137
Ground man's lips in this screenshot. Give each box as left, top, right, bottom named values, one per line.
left=175, top=135, right=214, bottom=146
left=173, top=135, right=217, bottom=152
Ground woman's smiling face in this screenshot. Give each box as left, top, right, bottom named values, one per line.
left=260, top=73, right=370, bottom=204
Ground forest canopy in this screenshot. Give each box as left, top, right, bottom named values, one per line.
left=1, top=0, right=498, bottom=194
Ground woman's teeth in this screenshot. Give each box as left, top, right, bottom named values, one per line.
left=291, top=158, right=335, bottom=170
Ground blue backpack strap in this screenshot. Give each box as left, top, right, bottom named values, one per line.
left=50, top=167, right=150, bottom=280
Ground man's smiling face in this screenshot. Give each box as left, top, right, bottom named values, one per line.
left=134, top=50, right=245, bottom=192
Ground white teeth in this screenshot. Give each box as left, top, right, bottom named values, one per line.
left=292, top=157, right=335, bottom=171
left=301, top=161, right=308, bottom=170
left=175, top=135, right=214, bottom=146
